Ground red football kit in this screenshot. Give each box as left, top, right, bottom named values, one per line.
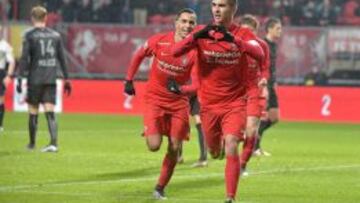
left=245, top=37, right=270, bottom=117
left=172, top=24, right=264, bottom=142
left=126, top=32, right=198, bottom=140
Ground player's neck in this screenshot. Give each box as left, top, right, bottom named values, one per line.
left=266, top=34, right=276, bottom=42
left=174, top=33, right=184, bottom=43
left=33, top=22, right=46, bottom=28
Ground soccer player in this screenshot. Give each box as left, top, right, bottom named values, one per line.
left=17, top=6, right=71, bottom=152
left=123, top=8, right=198, bottom=200
left=171, top=1, right=264, bottom=202
left=238, top=14, right=270, bottom=175
left=254, top=17, right=282, bottom=156
left=0, top=26, right=15, bottom=132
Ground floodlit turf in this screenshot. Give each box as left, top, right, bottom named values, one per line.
left=0, top=112, right=359, bottom=203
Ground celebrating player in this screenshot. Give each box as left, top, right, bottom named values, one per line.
left=170, top=0, right=264, bottom=202
left=124, top=8, right=199, bottom=200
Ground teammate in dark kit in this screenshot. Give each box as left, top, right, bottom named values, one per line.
left=254, top=17, right=282, bottom=156
left=17, top=6, right=71, bottom=152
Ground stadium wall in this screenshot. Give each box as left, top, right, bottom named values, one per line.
left=5, top=80, right=360, bottom=123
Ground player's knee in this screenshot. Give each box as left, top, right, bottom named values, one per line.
left=147, top=144, right=161, bottom=152
left=224, top=136, right=239, bottom=155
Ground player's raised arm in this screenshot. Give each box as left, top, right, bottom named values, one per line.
left=170, top=24, right=215, bottom=57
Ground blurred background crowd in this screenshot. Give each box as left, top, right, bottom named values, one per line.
left=2, top=0, right=360, bottom=26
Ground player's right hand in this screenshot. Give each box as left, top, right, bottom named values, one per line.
left=167, top=78, right=181, bottom=95
left=16, top=78, right=22, bottom=93
left=124, top=80, right=135, bottom=95
left=193, top=24, right=216, bottom=40
left=64, top=80, right=72, bottom=96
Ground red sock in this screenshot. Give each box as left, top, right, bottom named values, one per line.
left=157, top=153, right=177, bottom=190
left=225, top=155, right=240, bottom=199
left=240, top=135, right=257, bottom=168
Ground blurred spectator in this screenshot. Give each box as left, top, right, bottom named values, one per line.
left=315, top=0, right=340, bottom=26
left=131, top=0, right=148, bottom=26
left=302, top=0, right=318, bottom=26
left=59, top=0, right=76, bottom=23
left=77, top=0, right=93, bottom=23
left=120, top=0, right=132, bottom=24
left=338, top=0, right=360, bottom=25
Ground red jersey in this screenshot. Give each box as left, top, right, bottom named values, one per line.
left=244, top=37, right=270, bottom=89
left=126, top=32, right=198, bottom=109
left=172, top=24, right=264, bottom=109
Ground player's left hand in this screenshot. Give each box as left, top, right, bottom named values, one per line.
left=215, top=25, right=234, bottom=42
left=64, top=80, right=72, bottom=96
left=167, top=78, right=181, bottom=95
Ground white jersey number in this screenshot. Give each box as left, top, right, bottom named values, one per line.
left=321, top=94, right=331, bottom=116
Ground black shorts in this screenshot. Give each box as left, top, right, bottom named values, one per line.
left=189, top=95, right=200, bottom=116
left=27, top=84, right=56, bottom=105
left=267, top=85, right=279, bottom=109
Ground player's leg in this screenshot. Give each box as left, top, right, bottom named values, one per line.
left=191, top=114, right=208, bottom=167
left=154, top=112, right=188, bottom=199
left=200, top=110, right=222, bottom=159
left=240, top=116, right=259, bottom=174
left=41, top=85, right=58, bottom=152
left=0, top=79, right=6, bottom=131
left=0, top=96, right=5, bottom=131
left=26, top=85, right=41, bottom=150
left=222, top=106, right=246, bottom=201
left=255, top=86, right=279, bottom=155
left=190, top=96, right=207, bottom=167
left=144, top=107, right=165, bottom=152
left=240, top=89, right=262, bottom=173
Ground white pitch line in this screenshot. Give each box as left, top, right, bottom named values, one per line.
left=6, top=190, right=227, bottom=203
left=0, top=164, right=359, bottom=192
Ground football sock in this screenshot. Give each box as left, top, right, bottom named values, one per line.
left=225, top=155, right=240, bottom=199
left=0, top=103, right=4, bottom=127
left=157, top=153, right=177, bottom=190
left=196, top=123, right=207, bottom=161
left=29, top=114, right=38, bottom=146
left=45, top=112, right=58, bottom=146
left=256, top=120, right=272, bottom=149
left=240, top=135, right=256, bottom=169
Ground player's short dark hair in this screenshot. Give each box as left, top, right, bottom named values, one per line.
left=241, top=14, right=259, bottom=30
left=175, top=8, right=196, bottom=21
left=31, top=6, right=47, bottom=22
left=265, top=17, right=281, bottom=33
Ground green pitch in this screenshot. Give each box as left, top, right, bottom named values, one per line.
left=0, top=113, right=359, bottom=203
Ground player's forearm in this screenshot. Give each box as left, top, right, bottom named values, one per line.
left=6, top=61, right=15, bottom=77
left=126, top=48, right=147, bottom=80
left=180, top=83, right=198, bottom=95
left=234, top=38, right=264, bottom=62
left=170, top=35, right=196, bottom=57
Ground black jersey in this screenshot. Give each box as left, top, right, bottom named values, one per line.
left=19, top=27, right=68, bottom=85
left=264, top=37, right=277, bottom=86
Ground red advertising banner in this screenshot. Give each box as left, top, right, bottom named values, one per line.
left=278, top=86, right=360, bottom=123
left=327, top=28, right=360, bottom=55
left=277, top=28, right=325, bottom=81
left=5, top=80, right=360, bottom=123
left=66, top=25, right=170, bottom=77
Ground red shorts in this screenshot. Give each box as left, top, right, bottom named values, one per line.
left=200, top=105, right=246, bottom=152
left=143, top=103, right=190, bottom=141
left=247, top=87, right=266, bottom=117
